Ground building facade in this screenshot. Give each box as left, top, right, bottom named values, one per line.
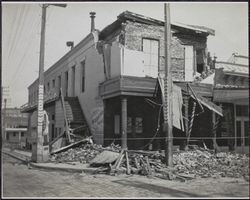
left=2, top=108, right=28, bottom=149
left=213, top=55, right=249, bottom=153
left=22, top=11, right=222, bottom=150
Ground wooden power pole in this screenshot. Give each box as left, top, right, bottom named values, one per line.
left=34, top=4, right=67, bottom=163
left=164, top=3, right=173, bottom=167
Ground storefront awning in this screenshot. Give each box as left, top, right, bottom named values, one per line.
left=190, top=93, right=223, bottom=116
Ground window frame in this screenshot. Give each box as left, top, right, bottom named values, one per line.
left=141, top=38, right=160, bottom=77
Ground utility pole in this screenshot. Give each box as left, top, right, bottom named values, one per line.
left=2, top=98, right=7, bottom=142
left=163, top=3, right=173, bottom=167
left=34, top=3, right=67, bottom=163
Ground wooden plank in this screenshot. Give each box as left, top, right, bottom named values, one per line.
left=50, top=138, right=91, bottom=154
left=125, top=151, right=131, bottom=175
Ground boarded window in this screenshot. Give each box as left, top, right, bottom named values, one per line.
left=184, top=45, right=194, bottom=81
left=142, top=38, right=159, bottom=78
left=81, top=60, right=85, bottom=93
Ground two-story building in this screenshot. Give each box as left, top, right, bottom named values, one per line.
left=21, top=11, right=222, bottom=151
left=2, top=107, right=29, bottom=149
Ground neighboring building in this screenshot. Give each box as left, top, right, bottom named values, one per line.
left=2, top=108, right=29, bottom=149
left=21, top=11, right=222, bottom=150
left=213, top=55, right=249, bottom=153
left=1, top=86, right=11, bottom=108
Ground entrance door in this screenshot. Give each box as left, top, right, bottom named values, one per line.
left=236, top=118, right=249, bottom=146
left=235, top=105, right=249, bottom=153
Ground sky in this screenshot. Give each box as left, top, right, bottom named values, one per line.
left=2, top=1, right=248, bottom=108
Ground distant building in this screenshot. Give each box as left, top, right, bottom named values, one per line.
left=213, top=54, right=249, bottom=153
left=1, top=86, right=11, bottom=108
left=3, top=108, right=29, bottom=149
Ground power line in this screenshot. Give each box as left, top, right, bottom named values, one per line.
left=9, top=10, right=40, bottom=86
left=5, top=5, right=26, bottom=68
left=7, top=7, right=30, bottom=70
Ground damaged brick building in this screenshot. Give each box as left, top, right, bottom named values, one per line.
left=21, top=11, right=223, bottom=152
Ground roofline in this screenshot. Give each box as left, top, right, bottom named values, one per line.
left=216, top=61, right=248, bottom=68
left=118, top=11, right=215, bottom=35
left=28, top=33, right=93, bottom=89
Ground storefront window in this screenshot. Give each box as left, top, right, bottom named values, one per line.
left=236, top=105, right=249, bottom=117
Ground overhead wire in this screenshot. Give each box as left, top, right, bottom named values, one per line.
left=9, top=5, right=41, bottom=86
left=10, top=5, right=54, bottom=86
left=5, top=5, right=26, bottom=68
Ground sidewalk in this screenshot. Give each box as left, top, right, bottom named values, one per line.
left=2, top=148, right=98, bottom=174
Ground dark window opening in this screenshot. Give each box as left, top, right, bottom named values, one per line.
left=65, top=71, right=68, bottom=97
left=52, top=79, right=55, bottom=88
left=72, top=66, right=76, bottom=96
left=236, top=105, right=249, bottom=117
left=47, top=82, right=50, bottom=92
left=196, top=49, right=205, bottom=74
left=81, top=60, right=85, bottom=93
left=58, top=75, right=61, bottom=94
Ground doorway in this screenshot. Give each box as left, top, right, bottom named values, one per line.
left=235, top=105, right=249, bottom=153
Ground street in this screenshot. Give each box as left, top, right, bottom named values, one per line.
left=2, top=153, right=249, bottom=198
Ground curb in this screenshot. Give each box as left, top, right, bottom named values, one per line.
left=2, top=150, right=98, bottom=174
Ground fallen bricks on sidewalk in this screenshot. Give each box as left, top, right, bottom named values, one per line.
left=49, top=142, right=249, bottom=181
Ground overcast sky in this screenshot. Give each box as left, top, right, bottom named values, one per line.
left=2, top=1, right=248, bottom=107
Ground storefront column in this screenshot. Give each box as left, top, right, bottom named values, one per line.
left=121, top=97, right=127, bottom=149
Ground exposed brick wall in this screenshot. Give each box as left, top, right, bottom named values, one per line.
left=124, top=21, right=207, bottom=81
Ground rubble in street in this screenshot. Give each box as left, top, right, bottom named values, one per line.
left=49, top=142, right=249, bottom=181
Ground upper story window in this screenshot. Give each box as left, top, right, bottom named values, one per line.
left=81, top=60, right=85, bottom=93
left=184, top=45, right=194, bottom=82
left=58, top=75, right=61, bottom=93
left=52, top=79, right=55, bottom=88
left=65, top=71, right=68, bottom=97
left=47, top=82, right=50, bottom=92
left=71, top=66, right=76, bottom=96
left=142, top=38, right=159, bottom=77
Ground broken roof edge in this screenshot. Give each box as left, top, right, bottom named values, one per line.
left=118, top=10, right=215, bottom=36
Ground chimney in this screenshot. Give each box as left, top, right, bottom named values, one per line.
left=90, top=12, right=96, bottom=32
left=66, top=41, right=74, bottom=50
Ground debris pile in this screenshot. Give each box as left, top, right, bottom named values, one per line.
left=172, top=149, right=249, bottom=179
left=49, top=143, right=120, bottom=164
left=49, top=142, right=249, bottom=181
left=107, top=148, right=249, bottom=181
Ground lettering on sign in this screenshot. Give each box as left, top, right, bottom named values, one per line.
left=91, top=107, right=104, bottom=135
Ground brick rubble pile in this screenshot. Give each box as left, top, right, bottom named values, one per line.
left=49, top=143, right=249, bottom=180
